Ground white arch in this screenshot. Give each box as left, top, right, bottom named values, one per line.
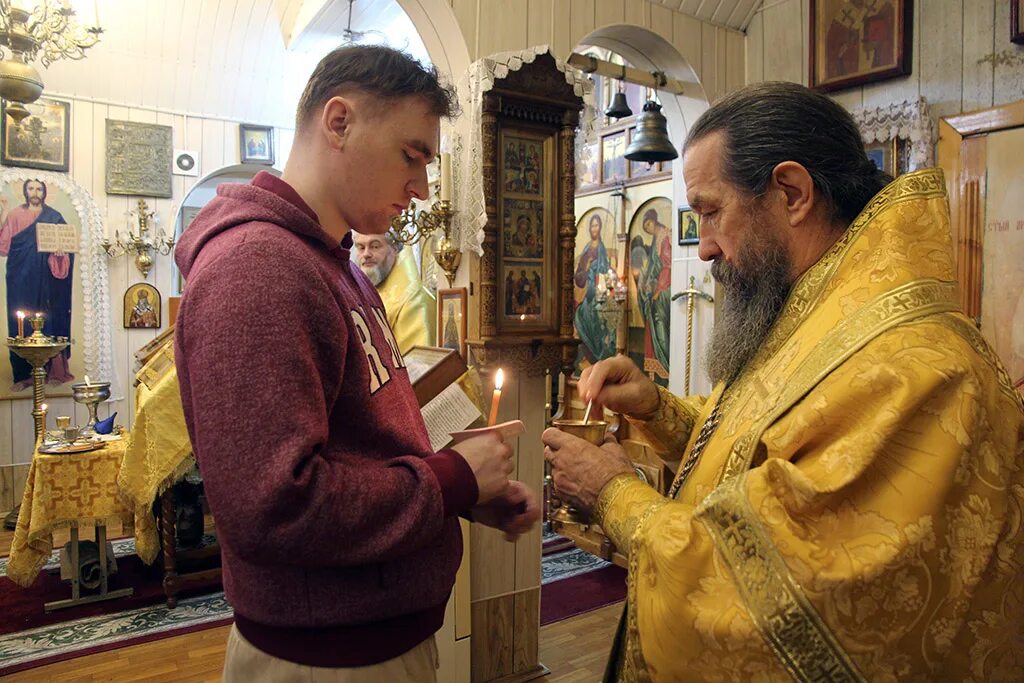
left=394, top=0, right=471, bottom=82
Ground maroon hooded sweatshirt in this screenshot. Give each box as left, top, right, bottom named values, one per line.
left=173, top=172, right=477, bottom=667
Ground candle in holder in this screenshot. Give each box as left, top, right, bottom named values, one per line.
left=439, top=152, right=452, bottom=202
left=40, top=403, right=47, bottom=429
left=16, top=310, right=25, bottom=338
left=84, top=374, right=91, bottom=386
left=487, top=368, right=504, bottom=426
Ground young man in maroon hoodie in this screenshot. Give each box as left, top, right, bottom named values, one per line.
left=174, top=45, right=540, bottom=682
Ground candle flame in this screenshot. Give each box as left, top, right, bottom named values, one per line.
left=16, top=310, right=24, bottom=319
left=519, top=314, right=525, bottom=321
left=40, top=403, right=47, bottom=411
left=84, top=375, right=91, bottom=386
left=495, top=368, right=504, bottom=390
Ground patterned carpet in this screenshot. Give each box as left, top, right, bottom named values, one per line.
left=0, top=536, right=231, bottom=677
left=0, top=531, right=620, bottom=675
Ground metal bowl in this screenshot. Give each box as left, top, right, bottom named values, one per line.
left=550, top=419, right=608, bottom=446
left=71, top=382, right=111, bottom=404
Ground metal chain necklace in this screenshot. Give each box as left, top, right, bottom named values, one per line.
left=667, top=400, right=723, bottom=499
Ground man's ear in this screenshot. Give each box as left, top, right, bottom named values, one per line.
left=320, top=96, right=353, bottom=151
left=770, top=161, right=815, bottom=227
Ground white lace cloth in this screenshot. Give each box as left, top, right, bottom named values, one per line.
left=449, top=45, right=596, bottom=255
left=852, top=97, right=933, bottom=170
left=0, top=169, right=114, bottom=396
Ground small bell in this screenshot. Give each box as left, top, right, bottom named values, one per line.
left=625, top=100, right=678, bottom=163
left=604, top=91, right=632, bottom=119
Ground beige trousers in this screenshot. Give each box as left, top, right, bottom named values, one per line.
left=223, top=624, right=439, bottom=683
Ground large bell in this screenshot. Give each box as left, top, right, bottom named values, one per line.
left=625, top=100, right=678, bottom=163
left=604, top=91, right=632, bottom=119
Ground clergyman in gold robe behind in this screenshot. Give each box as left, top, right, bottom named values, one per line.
left=544, top=82, right=1024, bottom=682
left=353, top=230, right=436, bottom=354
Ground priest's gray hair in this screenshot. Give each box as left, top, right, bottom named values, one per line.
left=685, top=81, right=891, bottom=227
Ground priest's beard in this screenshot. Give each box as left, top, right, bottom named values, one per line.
left=705, top=222, right=793, bottom=386
left=361, top=252, right=397, bottom=286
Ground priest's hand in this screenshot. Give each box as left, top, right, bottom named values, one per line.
left=542, top=429, right=633, bottom=514
left=577, top=355, right=660, bottom=421
left=471, top=480, right=541, bottom=541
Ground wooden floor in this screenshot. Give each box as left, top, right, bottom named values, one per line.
left=1, top=602, right=622, bottom=682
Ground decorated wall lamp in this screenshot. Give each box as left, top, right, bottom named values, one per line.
left=389, top=152, right=460, bottom=286
left=101, top=198, right=175, bottom=279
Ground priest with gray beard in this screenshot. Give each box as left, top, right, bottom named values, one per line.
left=352, top=230, right=436, bottom=355
left=542, top=81, right=1024, bottom=681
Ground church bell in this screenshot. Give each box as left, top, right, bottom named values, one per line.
left=604, top=90, right=632, bottom=119
left=624, top=100, right=678, bottom=163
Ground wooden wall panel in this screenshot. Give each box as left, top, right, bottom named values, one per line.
left=514, top=374, right=545, bottom=591
left=993, top=1, right=1024, bottom=105
left=760, top=0, right=804, bottom=86
left=477, top=0, right=529, bottom=59
left=699, top=23, right=719, bottom=103
left=594, top=0, right=625, bottom=29
left=648, top=2, right=675, bottom=45
left=471, top=594, right=514, bottom=682
left=527, top=0, right=553, bottom=49
left=747, top=0, right=1023, bottom=140
left=570, top=0, right=597, bottom=40
left=550, top=1, right=573, bottom=58
left=512, top=589, right=541, bottom=673
left=469, top=370, right=518, bottom=599
left=961, top=0, right=996, bottom=113
left=745, top=9, right=764, bottom=84
left=673, top=11, right=704, bottom=86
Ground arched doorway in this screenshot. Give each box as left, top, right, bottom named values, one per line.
left=573, top=26, right=713, bottom=398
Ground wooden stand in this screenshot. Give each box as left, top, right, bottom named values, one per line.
left=45, top=523, right=133, bottom=612
left=160, top=490, right=221, bottom=608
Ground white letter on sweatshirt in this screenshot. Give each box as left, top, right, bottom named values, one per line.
left=350, top=307, right=390, bottom=394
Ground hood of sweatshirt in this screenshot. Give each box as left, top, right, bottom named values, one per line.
left=175, top=172, right=344, bottom=281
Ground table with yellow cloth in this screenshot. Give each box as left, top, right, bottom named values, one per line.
left=7, top=439, right=139, bottom=588
left=117, top=338, right=194, bottom=565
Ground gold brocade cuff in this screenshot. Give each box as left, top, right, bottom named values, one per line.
left=625, top=384, right=701, bottom=455
left=594, top=473, right=666, bottom=552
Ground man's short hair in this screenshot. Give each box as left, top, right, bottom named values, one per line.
left=684, top=81, right=890, bottom=226
left=296, top=45, right=458, bottom=129
left=22, top=179, right=46, bottom=203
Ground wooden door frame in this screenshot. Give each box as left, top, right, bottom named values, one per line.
left=937, top=101, right=1024, bottom=319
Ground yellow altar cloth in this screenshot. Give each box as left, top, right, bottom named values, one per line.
left=7, top=439, right=136, bottom=587
left=117, top=339, right=194, bottom=565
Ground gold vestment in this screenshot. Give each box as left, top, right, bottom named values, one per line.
left=595, top=169, right=1024, bottom=681
left=377, top=248, right=436, bottom=355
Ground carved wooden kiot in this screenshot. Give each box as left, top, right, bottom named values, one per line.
left=466, top=53, right=582, bottom=378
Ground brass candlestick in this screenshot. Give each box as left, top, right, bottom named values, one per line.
left=6, top=313, right=70, bottom=443
left=390, top=199, right=461, bottom=286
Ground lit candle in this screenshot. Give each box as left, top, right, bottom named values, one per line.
left=487, top=368, right=504, bottom=426
left=16, top=310, right=24, bottom=338
left=439, top=152, right=452, bottom=202
left=40, top=403, right=47, bottom=430
left=84, top=374, right=91, bottom=386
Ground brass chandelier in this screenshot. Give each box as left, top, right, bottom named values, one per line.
left=0, top=0, right=102, bottom=121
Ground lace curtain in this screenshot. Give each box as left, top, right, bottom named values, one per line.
left=852, top=97, right=933, bottom=171
left=0, top=169, right=115, bottom=396
left=448, top=45, right=596, bottom=255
